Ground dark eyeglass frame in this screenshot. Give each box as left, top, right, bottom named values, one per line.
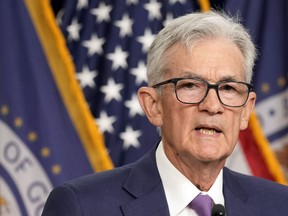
left=152, top=77, right=253, bottom=108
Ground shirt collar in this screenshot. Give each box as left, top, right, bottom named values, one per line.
left=156, top=141, right=224, bottom=215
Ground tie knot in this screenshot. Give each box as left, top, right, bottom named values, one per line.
left=190, top=194, right=213, bottom=216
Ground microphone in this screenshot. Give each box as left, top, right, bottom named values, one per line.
left=211, top=204, right=225, bottom=216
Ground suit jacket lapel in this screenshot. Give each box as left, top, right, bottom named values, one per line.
left=223, top=167, right=260, bottom=216
left=120, top=146, right=170, bottom=216
left=120, top=149, right=263, bottom=216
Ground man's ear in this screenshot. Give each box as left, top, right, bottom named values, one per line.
left=137, top=87, right=163, bottom=127
left=240, top=92, right=256, bottom=130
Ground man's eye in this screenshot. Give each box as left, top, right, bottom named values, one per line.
left=182, top=82, right=196, bottom=89
left=220, top=84, right=237, bottom=92
left=177, top=79, right=204, bottom=91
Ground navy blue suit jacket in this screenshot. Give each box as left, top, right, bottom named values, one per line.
left=42, top=145, right=288, bottom=216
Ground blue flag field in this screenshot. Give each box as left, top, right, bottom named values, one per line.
left=0, top=1, right=112, bottom=215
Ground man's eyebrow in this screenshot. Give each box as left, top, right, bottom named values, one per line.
left=218, top=76, right=242, bottom=82
left=175, top=71, right=244, bottom=82
left=181, top=72, right=241, bottom=81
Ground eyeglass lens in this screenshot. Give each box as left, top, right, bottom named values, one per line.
left=175, top=79, right=250, bottom=107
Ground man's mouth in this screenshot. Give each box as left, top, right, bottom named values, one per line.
left=196, top=127, right=221, bottom=135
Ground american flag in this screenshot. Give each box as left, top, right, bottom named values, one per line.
left=57, top=0, right=287, bottom=182
left=58, top=0, right=200, bottom=166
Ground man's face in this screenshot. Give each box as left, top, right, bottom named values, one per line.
left=157, top=38, right=256, bottom=164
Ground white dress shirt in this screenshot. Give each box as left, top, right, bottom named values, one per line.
left=156, top=141, right=225, bottom=216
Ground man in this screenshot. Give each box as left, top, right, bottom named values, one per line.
left=42, top=11, right=288, bottom=216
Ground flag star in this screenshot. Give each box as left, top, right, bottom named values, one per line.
left=82, top=34, right=105, bottom=56
left=163, top=13, right=174, bottom=26
left=41, top=147, right=51, bottom=158
left=277, top=76, right=286, bottom=87
left=1, top=105, right=9, bottom=115
left=66, top=18, right=82, bottom=41
left=96, top=111, right=117, bottom=134
left=100, top=78, right=124, bottom=103
left=120, top=126, right=142, bottom=150
left=125, top=94, right=144, bottom=117
left=144, top=0, right=162, bottom=21
left=56, top=9, right=64, bottom=25
left=169, top=0, right=187, bottom=4
left=77, top=66, right=97, bottom=88
left=76, top=0, right=88, bottom=10
left=27, top=131, right=37, bottom=142
left=14, top=117, right=23, bottom=128
left=52, top=164, right=62, bottom=175
left=126, top=0, right=139, bottom=5
left=261, top=83, right=270, bottom=93
left=90, top=2, right=112, bottom=23
left=130, top=61, right=147, bottom=84
left=115, top=14, right=134, bottom=37
left=106, top=46, right=129, bottom=70
left=137, top=28, right=155, bottom=53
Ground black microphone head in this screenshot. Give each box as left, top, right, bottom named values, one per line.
left=211, top=204, right=225, bottom=216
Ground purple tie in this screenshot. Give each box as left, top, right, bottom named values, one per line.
left=190, top=194, right=213, bottom=216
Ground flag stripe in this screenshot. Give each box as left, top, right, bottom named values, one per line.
left=25, top=0, right=113, bottom=172
left=239, top=111, right=287, bottom=184
left=249, top=112, right=287, bottom=184
left=239, top=124, right=274, bottom=180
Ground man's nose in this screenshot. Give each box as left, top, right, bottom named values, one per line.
left=198, top=88, right=224, bottom=114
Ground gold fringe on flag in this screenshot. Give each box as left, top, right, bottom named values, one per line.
left=25, top=0, right=114, bottom=172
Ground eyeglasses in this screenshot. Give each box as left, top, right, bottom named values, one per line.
left=152, top=77, right=253, bottom=108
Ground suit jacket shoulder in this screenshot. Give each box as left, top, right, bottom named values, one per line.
left=42, top=146, right=169, bottom=216
left=223, top=167, right=288, bottom=216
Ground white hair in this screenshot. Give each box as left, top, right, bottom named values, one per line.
left=147, top=11, right=257, bottom=85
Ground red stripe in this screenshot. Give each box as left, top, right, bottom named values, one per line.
left=239, top=127, right=275, bottom=181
